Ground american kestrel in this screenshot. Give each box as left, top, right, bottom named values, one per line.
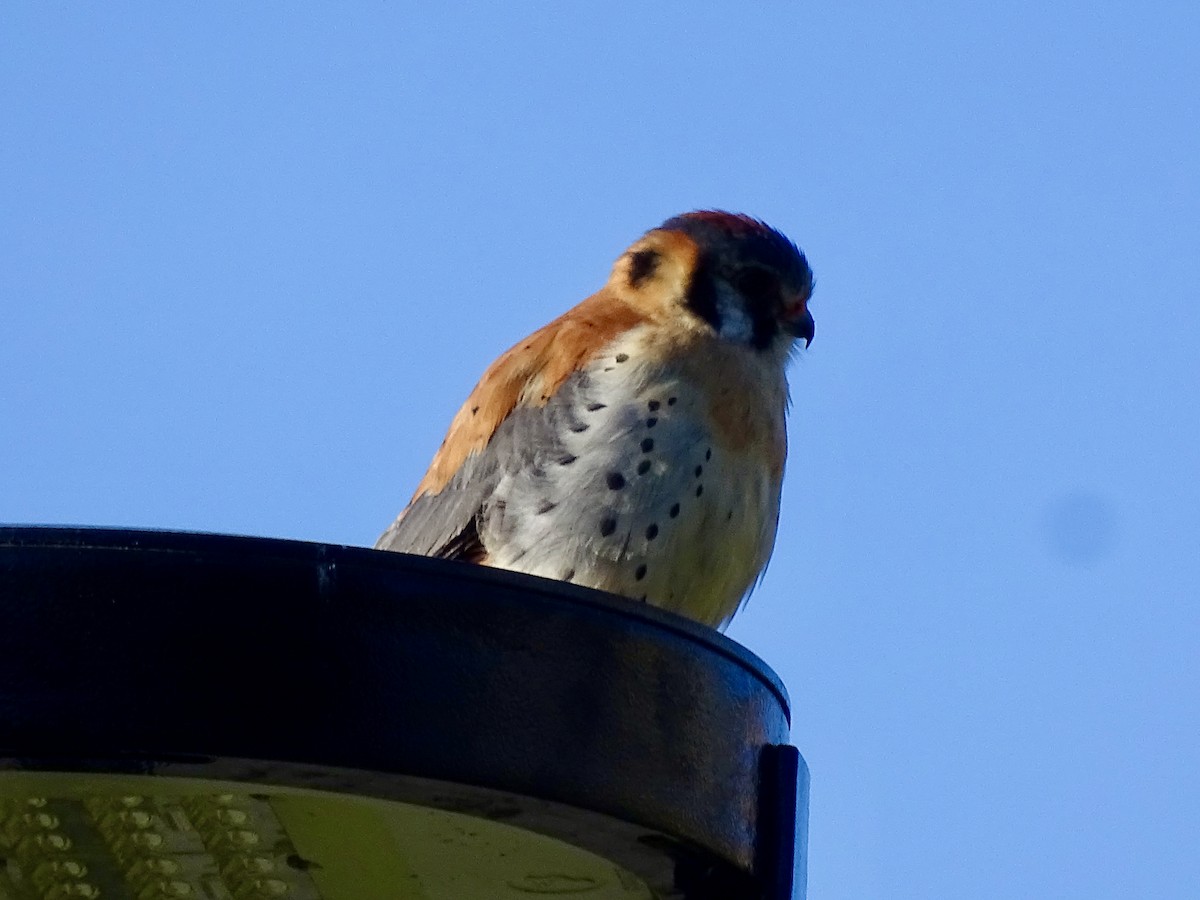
left=376, top=211, right=814, bottom=629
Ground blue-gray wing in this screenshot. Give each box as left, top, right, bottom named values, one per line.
left=373, top=372, right=591, bottom=560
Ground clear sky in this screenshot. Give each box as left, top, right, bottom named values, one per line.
left=3, top=4, right=1197, bottom=898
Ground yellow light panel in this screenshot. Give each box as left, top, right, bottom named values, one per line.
left=0, top=774, right=652, bottom=900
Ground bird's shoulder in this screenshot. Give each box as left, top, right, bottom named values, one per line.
left=411, top=288, right=651, bottom=500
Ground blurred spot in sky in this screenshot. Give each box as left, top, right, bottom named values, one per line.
left=1043, top=489, right=1118, bottom=565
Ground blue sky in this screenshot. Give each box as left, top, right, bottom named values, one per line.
left=3, top=3, right=1198, bottom=897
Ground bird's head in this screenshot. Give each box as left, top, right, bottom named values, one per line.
left=613, top=210, right=814, bottom=354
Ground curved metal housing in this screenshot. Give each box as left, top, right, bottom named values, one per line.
left=0, top=527, right=807, bottom=898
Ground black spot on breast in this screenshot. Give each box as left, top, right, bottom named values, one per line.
left=638, top=594, right=648, bottom=602
left=536, top=500, right=556, bottom=514
left=471, top=406, right=480, bottom=415
left=668, top=397, right=677, bottom=406
left=634, top=564, right=647, bottom=581
left=646, top=524, right=659, bottom=540
left=695, top=484, right=704, bottom=497
left=600, top=517, right=617, bottom=537
left=705, top=448, right=712, bottom=460
left=628, top=248, right=660, bottom=287
left=727, top=510, right=734, bottom=521
left=694, top=465, right=703, bottom=478
left=647, top=399, right=660, bottom=411
left=606, top=472, right=626, bottom=490
left=669, top=503, right=680, bottom=518
left=586, top=402, right=607, bottom=411
left=559, top=454, right=577, bottom=466
left=615, top=353, right=629, bottom=363
left=646, top=417, right=658, bottom=428
left=570, top=422, right=590, bottom=433
left=637, top=459, right=651, bottom=475
left=562, top=568, right=576, bottom=581
left=641, top=438, right=654, bottom=452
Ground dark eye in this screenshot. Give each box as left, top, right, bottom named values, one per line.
left=734, top=267, right=779, bottom=303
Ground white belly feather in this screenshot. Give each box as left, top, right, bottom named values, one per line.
left=481, top=330, right=784, bottom=628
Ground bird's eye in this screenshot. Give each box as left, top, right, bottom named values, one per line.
left=734, top=268, right=779, bottom=304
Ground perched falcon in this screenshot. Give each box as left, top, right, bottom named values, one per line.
left=376, top=211, right=814, bottom=629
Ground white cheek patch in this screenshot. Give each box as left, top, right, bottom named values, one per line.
left=713, top=281, right=755, bottom=344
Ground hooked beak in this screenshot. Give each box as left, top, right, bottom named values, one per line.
left=785, top=307, right=815, bottom=348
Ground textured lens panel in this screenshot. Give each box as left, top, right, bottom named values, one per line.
left=1, top=793, right=320, bottom=900
left=0, top=775, right=652, bottom=900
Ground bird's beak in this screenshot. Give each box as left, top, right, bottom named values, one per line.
left=783, top=303, right=814, bottom=348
